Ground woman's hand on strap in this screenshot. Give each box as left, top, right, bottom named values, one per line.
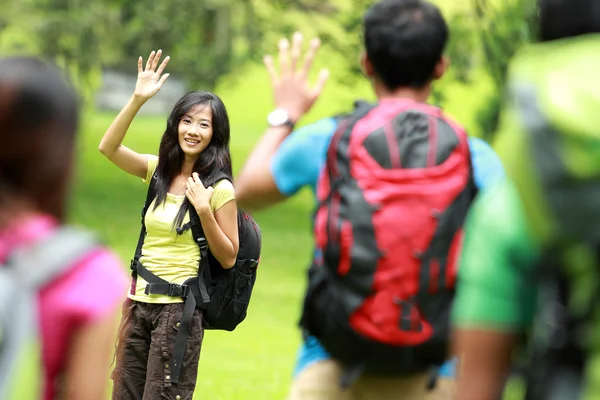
left=134, top=50, right=171, bottom=101
left=186, top=173, right=239, bottom=268
left=186, top=173, right=214, bottom=215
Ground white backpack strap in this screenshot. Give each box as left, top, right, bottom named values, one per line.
left=7, top=226, right=99, bottom=288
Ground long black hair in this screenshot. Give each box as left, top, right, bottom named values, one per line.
left=152, top=91, right=233, bottom=230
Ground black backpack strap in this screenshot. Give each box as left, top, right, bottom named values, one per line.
left=185, top=171, right=235, bottom=303
left=171, top=288, right=197, bottom=383
left=164, top=206, right=212, bottom=384
left=136, top=259, right=203, bottom=385
left=140, top=263, right=199, bottom=385
left=130, top=173, right=158, bottom=294
left=173, top=172, right=231, bottom=235
left=135, top=251, right=204, bottom=385
left=189, top=207, right=212, bottom=298
left=210, top=172, right=230, bottom=186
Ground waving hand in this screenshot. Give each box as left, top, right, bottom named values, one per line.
left=134, top=50, right=171, bottom=100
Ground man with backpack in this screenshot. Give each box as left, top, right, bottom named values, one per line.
left=452, top=1, right=600, bottom=399
left=237, top=0, right=505, bottom=398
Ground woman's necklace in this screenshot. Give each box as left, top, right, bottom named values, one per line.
left=170, top=174, right=190, bottom=196
left=172, top=185, right=187, bottom=196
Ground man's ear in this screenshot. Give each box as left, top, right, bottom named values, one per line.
left=433, top=56, right=450, bottom=80
left=360, top=52, right=375, bottom=78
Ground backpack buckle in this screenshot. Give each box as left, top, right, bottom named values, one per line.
left=196, top=237, right=208, bottom=251
left=167, top=284, right=189, bottom=297
left=181, top=285, right=190, bottom=297
left=130, top=259, right=138, bottom=271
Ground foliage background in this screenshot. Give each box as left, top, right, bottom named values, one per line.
left=0, top=0, right=537, bottom=137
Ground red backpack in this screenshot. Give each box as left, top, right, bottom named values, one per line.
left=300, top=99, right=477, bottom=378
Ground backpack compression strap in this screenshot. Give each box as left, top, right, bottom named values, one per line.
left=133, top=259, right=205, bottom=384
left=7, top=226, right=99, bottom=289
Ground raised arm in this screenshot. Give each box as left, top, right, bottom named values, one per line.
left=98, top=50, right=170, bottom=179
left=236, top=32, right=328, bottom=211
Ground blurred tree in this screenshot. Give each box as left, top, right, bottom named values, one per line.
left=0, top=0, right=118, bottom=100
left=0, top=0, right=370, bottom=95
left=107, top=0, right=368, bottom=90
left=111, top=0, right=236, bottom=89
left=444, top=0, right=537, bottom=141
left=0, top=0, right=537, bottom=124
left=255, top=0, right=371, bottom=82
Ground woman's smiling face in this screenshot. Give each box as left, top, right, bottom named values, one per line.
left=177, top=104, right=213, bottom=161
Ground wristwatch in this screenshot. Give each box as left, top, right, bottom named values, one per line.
left=267, top=108, right=295, bottom=129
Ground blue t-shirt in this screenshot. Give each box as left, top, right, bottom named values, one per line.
left=270, top=116, right=505, bottom=379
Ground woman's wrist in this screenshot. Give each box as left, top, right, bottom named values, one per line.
left=195, top=205, right=212, bottom=219
left=130, top=94, right=148, bottom=107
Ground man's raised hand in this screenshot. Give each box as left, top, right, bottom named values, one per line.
left=263, top=32, right=329, bottom=123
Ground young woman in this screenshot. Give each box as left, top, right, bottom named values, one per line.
left=100, top=50, right=239, bottom=400
left=0, top=57, right=128, bottom=399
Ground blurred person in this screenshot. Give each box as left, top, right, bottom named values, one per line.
left=236, top=0, right=505, bottom=398
left=452, top=0, right=600, bottom=399
left=0, top=56, right=129, bottom=399
left=99, top=51, right=245, bottom=400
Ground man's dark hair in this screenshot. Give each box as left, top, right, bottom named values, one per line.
left=363, top=0, right=448, bottom=90
left=539, top=0, right=600, bottom=42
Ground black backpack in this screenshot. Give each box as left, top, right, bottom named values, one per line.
left=129, top=171, right=261, bottom=383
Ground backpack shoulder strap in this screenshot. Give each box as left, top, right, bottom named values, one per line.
left=143, top=172, right=159, bottom=219
left=206, top=172, right=231, bottom=188
left=7, top=226, right=99, bottom=288
left=187, top=170, right=232, bottom=247
left=132, top=173, right=158, bottom=265
left=188, top=207, right=208, bottom=254
left=331, top=99, right=373, bottom=121
left=326, top=101, right=376, bottom=180
left=171, top=171, right=233, bottom=245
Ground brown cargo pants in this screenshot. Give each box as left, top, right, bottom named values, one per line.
left=111, top=299, right=204, bottom=400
